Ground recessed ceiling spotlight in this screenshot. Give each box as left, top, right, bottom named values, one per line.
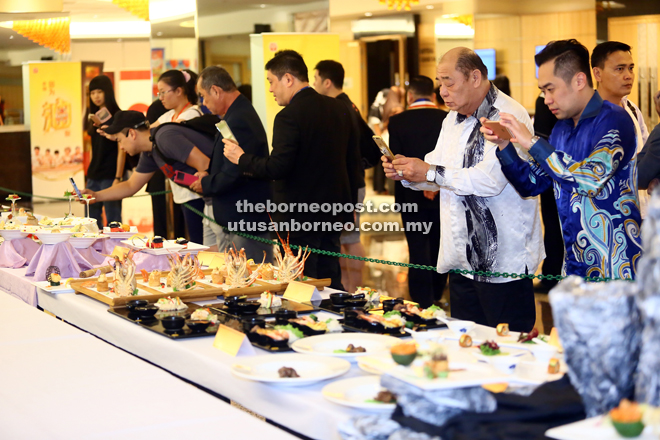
left=9, top=35, right=13, bottom=39
left=260, top=4, right=266, bottom=7
left=426, top=5, right=434, bottom=9
left=365, top=12, right=373, bottom=17
left=156, top=31, right=162, bottom=36
left=179, top=20, right=194, bottom=28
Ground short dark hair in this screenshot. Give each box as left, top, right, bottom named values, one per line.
left=455, top=48, right=489, bottom=80
left=493, top=75, right=511, bottom=96
left=535, top=39, right=593, bottom=88
left=408, top=76, right=434, bottom=97
left=158, top=69, right=199, bottom=105
left=314, top=60, right=344, bottom=89
left=265, top=50, right=308, bottom=83
left=591, top=41, right=632, bottom=69
left=199, top=66, right=237, bottom=93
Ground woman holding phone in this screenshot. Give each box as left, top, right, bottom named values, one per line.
left=86, top=74, right=125, bottom=226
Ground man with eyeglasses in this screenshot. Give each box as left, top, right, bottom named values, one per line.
left=81, top=110, right=217, bottom=242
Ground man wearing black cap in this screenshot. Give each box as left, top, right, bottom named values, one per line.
left=82, top=110, right=215, bottom=243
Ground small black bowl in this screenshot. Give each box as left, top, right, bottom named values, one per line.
left=343, top=306, right=364, bottom=326
left=352, top=293, right=366, bottom=300
left=345, top=298, right=367, bottom=308
left=186, top=320, right=210, bottom=333
left=161, top=315, right=185, bottom=331
left=126, top=299, right=149, bottom=312
left=135, top=305, right=158, bottom=319
left=382, top=298, right=404, bottom=312
left=235, top=301, right=261, bottom=314
left=274, top=309, right=297, bottom=325
left=329, top=292, right=352, bottom=306
left=242, top=316, right=266, bottom=334
left=225, top=295, right=248, bottom=308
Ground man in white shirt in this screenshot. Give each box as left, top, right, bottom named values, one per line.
left=591, top=41, right=649, bottom=216
left=382, top=47, right=544, bottom=332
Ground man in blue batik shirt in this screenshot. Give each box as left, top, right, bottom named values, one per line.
left=481, top=39, right=642, bottom=280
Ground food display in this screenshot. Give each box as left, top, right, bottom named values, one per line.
left=478, top=340, right=502, bottom=356
left=609, top=399, right=644, bottom=438
left=273, top=232, right=310, bottom=283
left=148, top=236, right=164, bottom=249
left=1, top=219, right=22, bottom=230
left=371, top=390, right=396, bottom=404
left=517, top=328, right=540, bottom=343
left=112, top=253, right=138, bottom=297
left=259, top=263, right=275, bottom=280
left=47, top=273, right=61, bottom=287
left=190, top=307, right=218, bottom=323
left=108, top=221, right=130, bottom=232
left=355, top=286, right=380, bottom=303
left=211, top=267, right=225, bottom=284
left=258, top=291, right=282, bottom=309
left=393, top=302, right=446, bottom=322
left=459, top=334, right=473, bottom=348
left=390, top=343, right=417, bottom=366
left=224, top=246, right=263, bottom=288
left=167, top=254, right=200, bottom=292
left=335, top=344, right=366, bottom=353
left=175, top=237, right=189, bottom=247
left=423, top=349, right=449, bottom=379
left=548, top=357, right=561, bottom=374
left=148, top=270, right=161, bottom=287
left=250, top=326, right=291, bottom=349
left=154, top=296, right=188, bottom=312
left=96, top=273, right=109, bottom=292
left=496, top=323, right=509, bottom=336
left=289, top=315, right=332, bottom=335
left=278, top=367, right=299, bottom=378
left=25, top=213, right=39, bottom=226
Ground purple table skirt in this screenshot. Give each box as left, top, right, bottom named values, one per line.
left=25, top=242, right=94, bottom=281
left=0, top=238, right=41, bottom=268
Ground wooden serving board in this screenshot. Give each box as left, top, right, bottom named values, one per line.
left=198, top=269, right=331, bottom=298
left=69, top=276, right=220, bottom=307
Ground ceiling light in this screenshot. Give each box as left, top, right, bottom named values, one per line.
left=365, top=12, right=373, bottom=17
left=149, top=0, right=195, bottom=22
left=9, top=35, right=13, bottom=39
left=426, top=5, right=434, bottom=9
left=260, top=4, right=266, bottom=8
left=179, top=19, right=194, bottom=28
left=70, top=21, right=151, bottom=38
left=156, top=31, right=162, bottom=36
left=435, top=22, right=474, bottom=38
left=0, top=21, right=13, bottom=29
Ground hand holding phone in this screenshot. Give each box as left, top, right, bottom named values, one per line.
left=373, top=135, right=395, bottom=161
left=69, top=177, right=83, bottom=200
left=89, top=113, right=102, bottom=125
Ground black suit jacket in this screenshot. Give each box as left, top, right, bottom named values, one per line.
left=388, top=105, right=448, bottom=211
left=238, top=87, right=360, bottom=226
left=201, top=94, right=272, bottom=227
left=638, top=123, right=660, bottom=189
left=336, top=92, right=380, bottom=176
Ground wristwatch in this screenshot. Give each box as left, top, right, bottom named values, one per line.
left=114, top=176, right=122, bottom=182
left=426, top=165, right=437, bottom=183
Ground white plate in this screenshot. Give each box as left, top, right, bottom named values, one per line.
left=322, top=376, right=396, bottom=412
left=69, top=235, right=105, bottom=249
left=1, top=213, right=43, bottom=223
left=34, top=231, right=73, bottom=245
left=291, top=333, right=400, bottom=359
left=546, top=416, right=657, bottom=440
left=31, top=281, right=75, bottom=293
left=230, top=354, right=351, bottom=386
left=102, top=226, right=138, bottom=238
left=168, top=240, right=210, bottom=254
left=121, top=239, right=185, bottom=255
left=0, top=229, right=28, bottom=240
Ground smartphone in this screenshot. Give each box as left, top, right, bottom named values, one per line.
left=216, top=120, right=236, bottom=141
left=88, top=113, right=102, bottom=125
left=173, top=170, right=199, bottom=187
left=372, top=135, right=395, bottom=161
left=482, top=120, right=513, bottom=141
left=96, top=107, right=112, bottom=124
left=69, top=177, right=83, bottom=200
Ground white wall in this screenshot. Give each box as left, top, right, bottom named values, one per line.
left=205, top=34, right=251, bottom=57
left=0, top=46, right=62, bottom=66
left=70, top=40, right=151, bottom=71
left=198, top=1, right=328, bottom=38
left=150, top=37, right=198, bottom=70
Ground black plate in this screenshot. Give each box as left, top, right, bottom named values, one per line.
left=209, top=298, right=318, bottom=318
left=108, top=303, right=221, bottom=339
left=399, top=311, right=448, bottom=330
left=339, top=319, right=408, bottom=338
left=318, top=299, right=381, bottom=315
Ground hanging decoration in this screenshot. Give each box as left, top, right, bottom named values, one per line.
left=112, top=0, right=149, bottom=21
left=379, top=0, right=420, bottom=11
left=12, top=17, right=70, bottom=53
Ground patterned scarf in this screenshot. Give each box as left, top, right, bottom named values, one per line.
left=458, top=85, right=500, bottom=282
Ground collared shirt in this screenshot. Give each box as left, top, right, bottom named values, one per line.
left=621, top=96, right=649, bottom=217
left=497, top=91, right=642, bottom=279
left=408, top=98, right=437, bottom=110
left=403, top=86, right=544, bottom=283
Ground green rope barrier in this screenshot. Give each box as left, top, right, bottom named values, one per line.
left=0, top=186, right=630, bottom=283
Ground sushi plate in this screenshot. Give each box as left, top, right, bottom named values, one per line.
left=291, top=333, right=400, bottom=359
left=322, top=376, right=396, bottom=412
left=230, top=354, right=351, bottom=386
left=31, top=281, right=75, bottom=294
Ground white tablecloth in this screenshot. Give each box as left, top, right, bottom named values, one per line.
left=0, top=267, right=36, bottom=305
left=0, top=292, right=297, bottom=440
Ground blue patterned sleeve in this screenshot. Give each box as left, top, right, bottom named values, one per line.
left=528, top=116, right=634, bottom=197
left=496, top=143, right=553, bottom=197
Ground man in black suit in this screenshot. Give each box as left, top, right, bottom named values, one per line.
left=191, top=66, right=274, bottom=262
left=388, top=76, right=448, bottom=307
left=224, top=50, right=361, bottom=289
left=313, top=59, right=380, bottom=292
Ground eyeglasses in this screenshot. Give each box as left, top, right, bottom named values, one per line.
left=158, top=89, right=174, bottom=98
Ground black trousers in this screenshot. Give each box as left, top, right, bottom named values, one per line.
left=289, top=230, right=345, bottom=291
left=449, top=273, right=536, bottom=332
left=540, top=187, right=564, bottom=283
left=146, top=171, right=167, bottom=238
left=401, top=209, right=447, bottom=308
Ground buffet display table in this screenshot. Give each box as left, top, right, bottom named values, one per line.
left=0, top=292, right=297, bottom=440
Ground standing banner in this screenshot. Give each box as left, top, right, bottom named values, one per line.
left=28, top=62, right=84, bottom=199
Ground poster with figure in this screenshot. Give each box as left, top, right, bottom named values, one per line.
left=27, top=62, right=84, bottom=198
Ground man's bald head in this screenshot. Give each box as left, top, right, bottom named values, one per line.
left=441, top=47, right=489, bottom=81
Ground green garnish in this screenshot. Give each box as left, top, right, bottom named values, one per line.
left=333, top=349, right=347, bottom=353
left=132, top=289, right=138, bottom=296
left=427, top=305, right=441, bottom=311
left=364, top=399, right=385, bottom=404
left=383, top=310, right=401, bottom=318
left=423, top=364, right=435, bottom=379
left=405, top=321, right=414, bottom=329
left=274, top=324, right=304, bottom=339
left=479, top=344, right=501, bottom=356
left=309, top=314, right=318, bottom=322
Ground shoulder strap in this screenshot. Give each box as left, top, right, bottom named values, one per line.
left=626, top=100, right=638, bottom=120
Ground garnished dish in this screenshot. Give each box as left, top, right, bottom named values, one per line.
left=289, top=314, right=342, bottom=335
left=190, top=307, right=218, bottom=323
left=393, top=303, right=447, bottom=322
left=370, top=390, right=396, bottom=404
left=357, top=310, right=406, bottom=331
left=108, top=221, right=130, bottom=232
left=250, top=326, right=291, bottom=348
left=609, top=399, right=645, bottom=438
left=148, top=236, right=164, bottom=249
left=334, top=344, right=366, bottom=354
left=111, top=252, right=138, bottom=297
left=148, top=270, right=161, bottom=287
left=210, top=267, right=225, bottom=284
left=278, top=367, right=299, bottom=378
left=258, top=291, right=282, bottom=309
left=47, top=273, right=61, bottom=287
left=496, top=323, right=510, bottom=336
left=390, top=343, right=417, bottom=366
left=548, top=357, right=561, bottom=374
left=167, top=254, right=201, bottom=291
left=175, top=237, right=189, bottom=247
left=259, top=263, right=275, bottom=281
left=517, top=328, right=540, bottom=343
left=154, top=296, right=188, bottom=312
left=96, top=273, right=109, bottom=292
left=459, top=334, right=473, bottom=347
left=423, top=348, right=449, bottom=379
left=273, top=232, right=310, bottom=283
left=355, top=286, right=380, bottom=303
left=478, top=340, right=504, bottom=356
left=224, top=245, right=263, bottom=288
